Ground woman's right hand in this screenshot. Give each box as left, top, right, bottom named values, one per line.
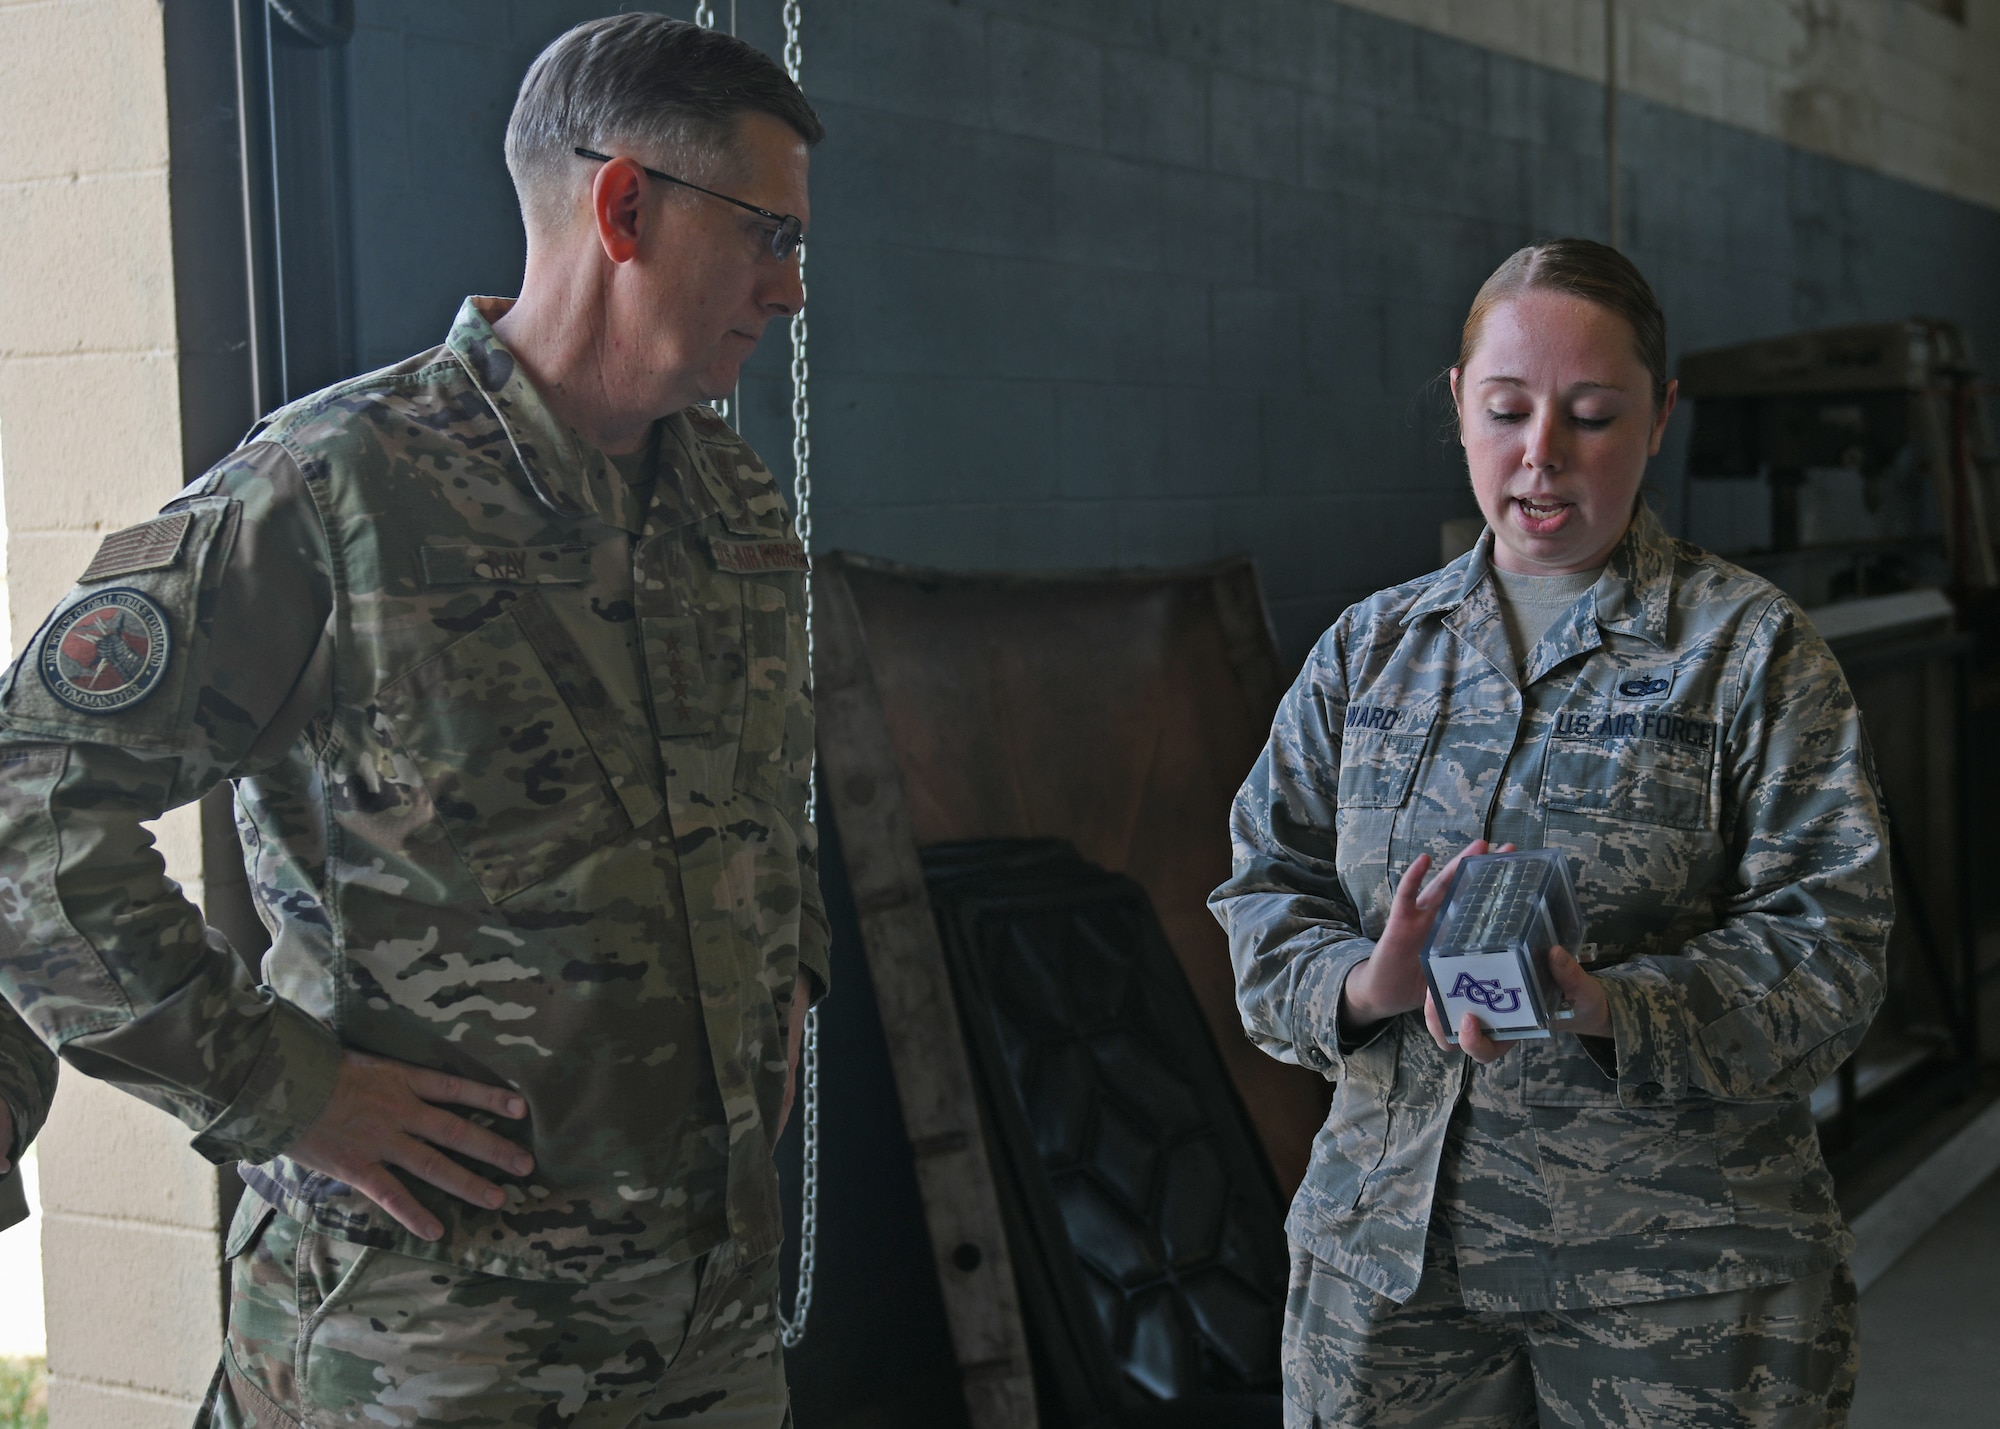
left=1340, top=839, right=1507, bottom=1027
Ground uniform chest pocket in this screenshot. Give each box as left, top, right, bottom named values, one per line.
left=376, top=607, right=631, bottom=903
left=1337, top=731, right=1427, bottom=809
left=1542, top=713, right=1716, bottom=831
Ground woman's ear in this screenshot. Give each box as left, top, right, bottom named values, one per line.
left=1648, top=378, right=1680, bottom=457
left=1449, top=367, right=1469, bottom=447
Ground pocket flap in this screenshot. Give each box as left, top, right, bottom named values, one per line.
left=224, top=1194, right=278, bottom=1260
left=1337, top=731, right=1427, bottom=809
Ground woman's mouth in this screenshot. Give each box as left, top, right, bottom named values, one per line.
left=1514, top=496, right=1571, bottom=534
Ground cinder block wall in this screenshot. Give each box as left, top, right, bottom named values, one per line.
left=345, top=0, right=2000, bottom=659
left=0, top=3, right=1996, bottom=1418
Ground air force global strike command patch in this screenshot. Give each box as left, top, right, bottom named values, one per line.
left=38, top=588, right=172, bottom=713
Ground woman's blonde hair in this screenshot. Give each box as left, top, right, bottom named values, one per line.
left=1456, top=239, right=1670, bottom=410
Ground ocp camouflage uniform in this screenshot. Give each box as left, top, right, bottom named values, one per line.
left=0, top=297, right=825, bottom=1425
left=1211, top=506, right=1891, bottom=1427
left=0, top=999, right=56, bottom=1231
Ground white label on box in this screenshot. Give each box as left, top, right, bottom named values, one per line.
left=1432, top=949, right=1543, bottom=1035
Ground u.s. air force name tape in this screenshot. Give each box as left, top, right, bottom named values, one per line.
left=709, top=536, right=809, bottom=574
left=39, top=588, right=172, bottom=713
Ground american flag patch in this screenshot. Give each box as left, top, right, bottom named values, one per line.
left=79, top=513, right=192, bottom=584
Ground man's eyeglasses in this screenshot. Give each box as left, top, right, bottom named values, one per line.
left=574, top=147, right=804, bottom=260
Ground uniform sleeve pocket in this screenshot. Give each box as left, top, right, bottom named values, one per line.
left=0, top=498, right=236, bottom=748
left=1335, top=731, right=1426, bottom=809
left=376, top=609, right=630, bottom=903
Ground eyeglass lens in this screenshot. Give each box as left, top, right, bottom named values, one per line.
left=771, top=216, right=803, bottom=260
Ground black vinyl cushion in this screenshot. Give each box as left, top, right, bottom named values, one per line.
left=924, top=841, right=1286, bottom=1428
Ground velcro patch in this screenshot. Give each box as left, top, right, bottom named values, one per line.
left=38, top=588, right=173, bottom=713
left=79, top=513, right=191, bottom=584
left=422, top=544, right=593, bottom=585
left=1614, top=669, right=1676, bottom=700
left=709, top=536, right=809, bottom=574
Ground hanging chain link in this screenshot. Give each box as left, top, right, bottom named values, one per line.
left=695, top=0, right=815, bottom=1349
left=777, top=0, right=819, bottom=1353
left=692, top=2, right=722, bottom=422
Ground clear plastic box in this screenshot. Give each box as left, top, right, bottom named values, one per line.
left=1419, top=848, right=1586, bottom=1043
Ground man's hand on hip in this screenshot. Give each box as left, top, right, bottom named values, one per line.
left=285, top=1050, right=532, bottom=1241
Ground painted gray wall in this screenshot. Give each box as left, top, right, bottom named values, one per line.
left=345, top=0, right=2000, bottom=660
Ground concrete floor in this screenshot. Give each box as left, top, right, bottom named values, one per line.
left=1851, top=1166, right=2000, bottom=1428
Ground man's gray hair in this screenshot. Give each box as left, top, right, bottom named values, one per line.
left=505, top=13, right=823, bottom=234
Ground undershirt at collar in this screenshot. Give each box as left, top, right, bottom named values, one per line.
left=1489, top=564, right=1602, bottom=678
left=606, top=421, right=661, bottom=495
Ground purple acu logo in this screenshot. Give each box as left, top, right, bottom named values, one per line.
left=1449, top=970, right=1523, bottom=1016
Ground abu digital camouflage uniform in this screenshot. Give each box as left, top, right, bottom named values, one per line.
left=0, top=297, right=825, bottom=1423
left=1211, top=506, right=1891, bottom=1426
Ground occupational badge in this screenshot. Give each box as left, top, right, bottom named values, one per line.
left=38, top=588, right=173, bottom=713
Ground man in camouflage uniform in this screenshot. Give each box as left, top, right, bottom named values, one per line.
left=1211, top=503, right=1891, bottom=1426
left=0, top=17, right=823, bottom=1425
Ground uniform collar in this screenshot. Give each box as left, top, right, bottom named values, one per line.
left=447, top=296, right=759, bottom=537
left=1404, top=535, right=1491, bottom=628
left=1402, top=501, right=1675, bottom=651
left=1589, top=502, right=1675, bottom=647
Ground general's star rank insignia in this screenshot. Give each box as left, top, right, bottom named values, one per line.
left=38, top=588, right=173, bottom=713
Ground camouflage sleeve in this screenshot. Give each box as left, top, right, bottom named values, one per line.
left=1594, top=598, right=1891, bottom=1105
left=797, top=813, right=830, bottom=1004
left=0, top=872, right=54, bottom=1234
left=0, top=992, right=56, bottom=1162
left=793, top=624, right=829, bottom=1003
left=1209, top=626, right=1382, bottom=1077
left=0, top=443, right=343, bottom=1166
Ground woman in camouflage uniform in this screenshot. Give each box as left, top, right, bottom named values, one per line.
left=1212, top=239, right=1891, bottom=1428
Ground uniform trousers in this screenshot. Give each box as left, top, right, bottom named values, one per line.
left=1282, top=1217, right=1857, bottom=1429
left=198, top=1206, right=789, bottom=1429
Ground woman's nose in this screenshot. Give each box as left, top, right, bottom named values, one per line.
left=1522, top=411, right=1563, bottom=471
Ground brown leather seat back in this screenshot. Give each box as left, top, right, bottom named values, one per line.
left=833, top=553, right=1329, bottom=1193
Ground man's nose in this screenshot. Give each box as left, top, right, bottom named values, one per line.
left=761, top=258, right=805, bottom=319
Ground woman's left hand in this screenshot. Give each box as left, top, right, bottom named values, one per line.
left=1423, top=944, right=1613, bottom=1063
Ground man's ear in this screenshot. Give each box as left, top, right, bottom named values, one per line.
left=590, top=158, right=647, bottom=265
